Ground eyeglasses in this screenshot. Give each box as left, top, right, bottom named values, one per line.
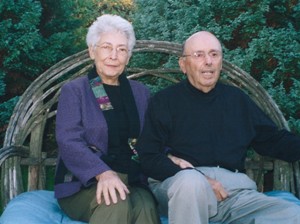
left=95, top=44, right=129, bottom=57
left=182, top=51, right=222, bottom=60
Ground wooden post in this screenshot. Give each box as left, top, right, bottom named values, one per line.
left=1, top=156, right=23, bottom=207
left=27, top=96, right=47, bottom=190
left=273, top=160, right=294, bottom=192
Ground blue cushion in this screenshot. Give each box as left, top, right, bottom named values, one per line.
left=1, top=190, right=300, bottom=223
left=0, top=190, right=168, bottom=224
left=264, top=190, right=300, bottom=206
left=0, top=190, right=85, bottom=224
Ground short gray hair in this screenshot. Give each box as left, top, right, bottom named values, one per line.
left=86, top=14, right=136, bottom=55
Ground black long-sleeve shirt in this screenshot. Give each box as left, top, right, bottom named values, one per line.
left=136, top=79, right=300, bottom=181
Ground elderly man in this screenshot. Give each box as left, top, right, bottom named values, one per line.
left=136, top=31, right=300, bottom=224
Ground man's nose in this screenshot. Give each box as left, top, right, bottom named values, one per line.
left=204, top=54, right=213, bottom=65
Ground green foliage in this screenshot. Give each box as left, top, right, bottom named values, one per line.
left=132, top=0, right=300, bottom=132
left=95, top=0, right=135, bottom=18
left=262, top=75, right=300, bottom=134
left=0, top=97, right=19, bottom=127
left=0, top=70, right=5, bottom=96
left=0, top=0, right=90, bottom=80
left=0, top=96, right=19, bottom=143
left=0, top=0, right=42, bottom=76
left=0, top=0, right=99, bottom=144
left=128, top=52, right=184, bottom=94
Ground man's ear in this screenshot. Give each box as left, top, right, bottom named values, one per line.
left=178, top=57, right=186, bottom=73
left=88, top=46, right=95, bottom=60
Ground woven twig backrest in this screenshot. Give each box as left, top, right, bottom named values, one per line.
left=0, top=40, right=294, bottom=207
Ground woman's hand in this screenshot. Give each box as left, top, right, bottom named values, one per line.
left=167, top=154, right=194, bottom=168
left=96, top=170, right=130, bottom=205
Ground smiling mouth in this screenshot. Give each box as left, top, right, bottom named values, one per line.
left=202, top=71, right=214, bottom=78
left=202, top=71, right=213, bottom=74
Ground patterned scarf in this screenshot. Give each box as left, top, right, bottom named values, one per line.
left=88, top=67, right=140, bottom=162
left=89, top=74, right=114, bottom=111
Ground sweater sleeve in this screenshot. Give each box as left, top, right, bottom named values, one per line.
left=136, top=96, right=182, bottom=181
left=249, top=98, right=300, bottom=162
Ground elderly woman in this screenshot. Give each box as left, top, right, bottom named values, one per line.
left=54, top=14, right=160, bottom=224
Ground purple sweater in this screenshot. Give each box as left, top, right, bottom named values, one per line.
left=54, top=75, right=150, bottom=198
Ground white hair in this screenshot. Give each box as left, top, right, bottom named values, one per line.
left=86, top=14, right=136, bottom=55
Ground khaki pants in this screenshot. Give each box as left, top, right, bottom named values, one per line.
left=149, top=167, right=300, bottom=224
left=58, top=173, right=161, bottom=224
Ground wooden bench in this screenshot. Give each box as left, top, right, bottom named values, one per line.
left=1, top=40, right=299, bottom=209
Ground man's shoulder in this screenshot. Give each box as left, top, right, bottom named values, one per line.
left=219, top=82, right=247, bottom=96
left=146, top=82, right=185, bottom=111
left=155, top=81, right=184, bottom=97
left=219, top=82, right=254, bottom=107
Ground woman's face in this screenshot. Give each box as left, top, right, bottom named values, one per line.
left=89, top=31, right=130, bottom=85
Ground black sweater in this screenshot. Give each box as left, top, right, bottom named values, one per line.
left=137, top=79, right=300, bottom=181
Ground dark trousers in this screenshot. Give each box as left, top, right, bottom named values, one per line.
left=58, top=173, right=161, bottom=224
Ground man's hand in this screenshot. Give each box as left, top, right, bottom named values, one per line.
left=96, top=170, right=130, bottom=205
left=168, top=154, right=194, bottom=168
left=168, top=154, right=228, bottom=201
left=205, top=176, right=228, bottom=201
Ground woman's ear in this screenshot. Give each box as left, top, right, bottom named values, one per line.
left=126, top=56, right=131, bottom=65
left=88, top=46, right=95, bottom=60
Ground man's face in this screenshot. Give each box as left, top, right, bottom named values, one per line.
left=179, top=31, right=223, bottom=93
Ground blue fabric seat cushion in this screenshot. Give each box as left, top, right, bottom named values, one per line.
left=1, top=190, right=300, bottom=224
left=0, top=191, right=85, bottom=224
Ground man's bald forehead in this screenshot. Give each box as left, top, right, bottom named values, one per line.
left=182, top=31, right=222, bottom=53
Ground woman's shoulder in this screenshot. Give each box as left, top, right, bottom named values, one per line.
left=60, top=76, right=90, bottom=98
left=60, top=76, right=90, bottom=95
left=63, top=76, right=89, bottom=88
left=129, top=79, right=149, bottom=92
left=129, top=79, right=146, bottom=87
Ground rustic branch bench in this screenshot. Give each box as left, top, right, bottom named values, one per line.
left=1, top=40, right=300, bottom=213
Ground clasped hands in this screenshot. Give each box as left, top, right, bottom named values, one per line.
left=167, top=154, right=228, bottom=201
